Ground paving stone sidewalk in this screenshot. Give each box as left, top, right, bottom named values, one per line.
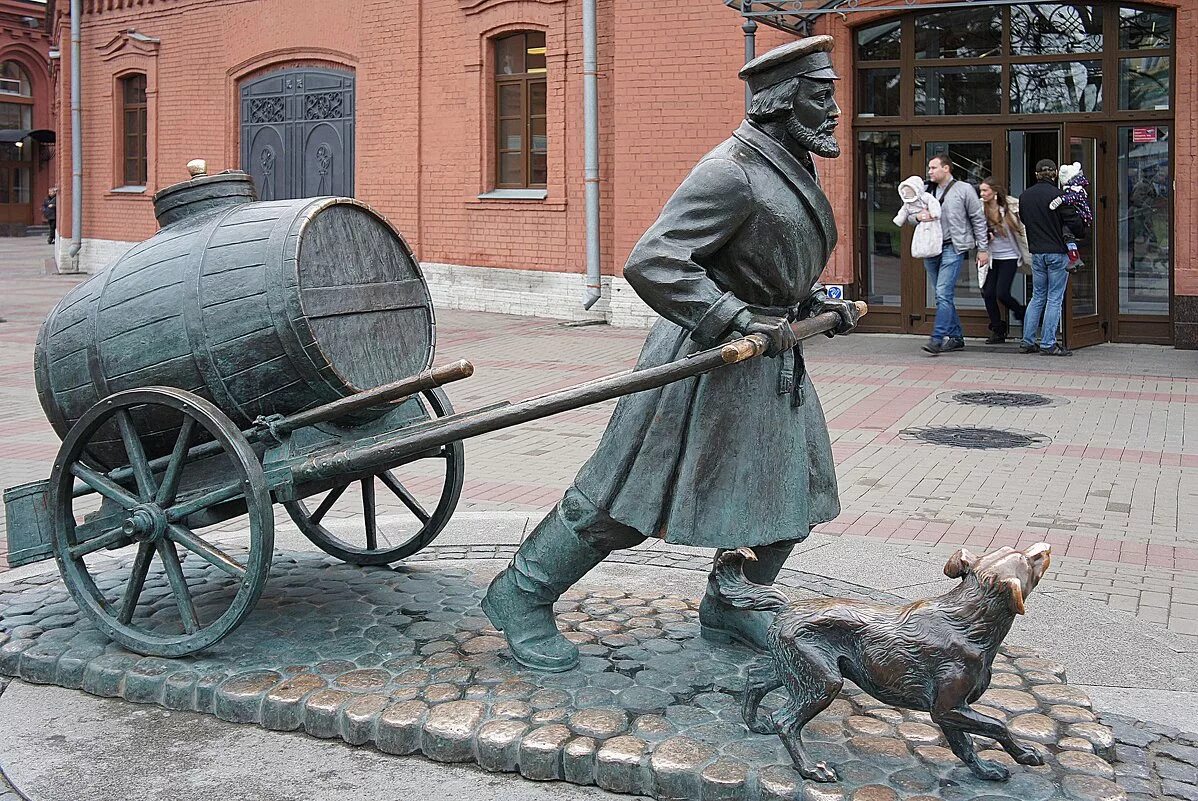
left=2, top=239, right=1195, bottom=643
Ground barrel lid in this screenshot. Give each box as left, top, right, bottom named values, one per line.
left=153, top=161, right=257, bottom=226
left=152, top=168, right=257, bottom=204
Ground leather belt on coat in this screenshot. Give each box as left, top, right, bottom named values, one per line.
left=747, top=303, right=807, bottom=408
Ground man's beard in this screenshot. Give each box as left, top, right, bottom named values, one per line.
left=786, top=115, right=840, bottom=159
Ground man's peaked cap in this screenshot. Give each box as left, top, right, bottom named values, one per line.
left=739, top=35, right=839, bottom=94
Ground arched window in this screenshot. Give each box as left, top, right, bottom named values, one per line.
left=121, top=73, right=148, bottom=186
left=0, top=61, right=31, bottom=97
left=493, top=31, right=546, bottom=189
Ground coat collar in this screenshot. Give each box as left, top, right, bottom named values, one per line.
left=732, top=120, right=837, bottom=255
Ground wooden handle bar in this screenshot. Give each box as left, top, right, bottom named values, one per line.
left=719, top=300, right=869, bottom=364
left=273, top=359, right=475, bottom=435
left=292, top=301, right=868, bottom=485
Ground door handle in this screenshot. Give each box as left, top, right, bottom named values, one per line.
left=909, top=314, right=922, bottom=324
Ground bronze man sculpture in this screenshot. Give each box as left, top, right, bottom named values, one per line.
left=715, top=543, right=1053, bottom=783
left=482, top=35, right=861, bottom=672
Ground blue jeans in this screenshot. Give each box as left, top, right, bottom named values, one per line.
left=924, top=248, right=965, bottom=340
left=1022, top=253, right=1069, bottom=349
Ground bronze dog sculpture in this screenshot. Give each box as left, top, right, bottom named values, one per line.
left=714, top=543, right=1052, bottom=783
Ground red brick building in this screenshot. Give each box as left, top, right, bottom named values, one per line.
left=48, top=0, right=1196, bottom=347
left=0, top=0, right=53, bottom=234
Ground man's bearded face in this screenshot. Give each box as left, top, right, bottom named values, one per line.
left=785, top=79, right=841, bottom=158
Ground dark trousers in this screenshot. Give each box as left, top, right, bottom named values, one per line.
left=982, top=258, right=1025, bottom=334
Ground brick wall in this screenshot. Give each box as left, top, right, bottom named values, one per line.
left=47, top=0, right=1194, bottom=345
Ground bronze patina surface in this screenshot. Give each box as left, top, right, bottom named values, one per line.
left=482, top=33, right=864, bottom=674
left=716, top=544, right=1055, bottom=784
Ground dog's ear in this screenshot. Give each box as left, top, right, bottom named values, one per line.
left=1004, top=578, right=1026, bottom=615
left=943, top=548, right=979, bottom=579
left=1025, top=542, right=1052, bottom=566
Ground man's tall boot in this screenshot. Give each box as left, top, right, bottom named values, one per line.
left=698, top=542, right=794, bottom=651
left=481, top=508, right=607, bottom=672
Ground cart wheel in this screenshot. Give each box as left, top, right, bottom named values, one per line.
left=49, top=387, right=274, bottom=657
left=284, top=388, right=464, bottom=565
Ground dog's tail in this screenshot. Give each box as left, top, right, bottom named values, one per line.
left=713, top=548, right=790, bottom=612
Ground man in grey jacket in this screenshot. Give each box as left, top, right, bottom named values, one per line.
left=916, top=154, right=989, bottom=354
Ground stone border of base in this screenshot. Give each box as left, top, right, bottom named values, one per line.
left=0, top=547, right=1130, bottom=801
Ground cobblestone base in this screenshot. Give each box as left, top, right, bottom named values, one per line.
left=0, top=548, right=1136, bottom=801
left=1102, top=714, right=1198, bottom=801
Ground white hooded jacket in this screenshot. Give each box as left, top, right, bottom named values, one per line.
left=893, top=176, right=944, bottom=259
left=893, top=176, right=941, bottom=226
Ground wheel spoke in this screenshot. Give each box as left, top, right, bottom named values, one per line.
left=156, top=540, right=199, bottom=634
left=309, top=484, right=348, bottom=525
left=155, top=416, right=197, bottom=507
left=68, top=525, right=129, bottom=560
left=115, top=409, right=157, bottom=502
left=379, top=472, right=430, bottom=524
left=71, top=463, right=139, bottom=510
left=168, top=524, right=246, bottom=579
left=165, top=480, right=244, bottom=523
left=117, top=541, right=155, bottom=624
left=362, top=479, right=377, bottom=551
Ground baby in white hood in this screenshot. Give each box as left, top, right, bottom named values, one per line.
left=893, top=175, right=941, bottom=227
left=893, top=176, right=943, bottom=259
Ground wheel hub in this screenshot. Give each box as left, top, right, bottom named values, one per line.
left=122, top=504, right=167, bottom=542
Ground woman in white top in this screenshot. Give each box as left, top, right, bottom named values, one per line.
left=979, top=179, right=1030, bottom=344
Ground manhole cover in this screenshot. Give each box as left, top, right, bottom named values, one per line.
left=944, top=391, right=1059, bottom=408
left=900, top=426, right=1050, bottom=450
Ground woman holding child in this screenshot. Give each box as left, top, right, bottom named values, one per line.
left=978, top=179, right=1030, bottom=344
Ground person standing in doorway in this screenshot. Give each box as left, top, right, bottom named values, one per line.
left=978, top=179, right=1028, bottom=343
left=917, top=154, right=989, bottom=355
left=1017, top=159, right=1089, bottom=357
left=41, top=188, right=57, bottom=245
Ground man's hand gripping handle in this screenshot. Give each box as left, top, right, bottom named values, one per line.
left=720, top=301, right=868, bottom=364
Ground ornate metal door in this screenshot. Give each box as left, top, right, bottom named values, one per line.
left=240, top=68, right=354, bottom=200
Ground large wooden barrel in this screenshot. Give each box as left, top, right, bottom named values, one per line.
left=35, top=169, right=435, bottom=467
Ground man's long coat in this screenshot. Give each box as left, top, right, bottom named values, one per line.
left=572, top=120, right=841, bottom=548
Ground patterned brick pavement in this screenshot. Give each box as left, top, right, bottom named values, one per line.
left=1, top=238, right=1195, bottom=645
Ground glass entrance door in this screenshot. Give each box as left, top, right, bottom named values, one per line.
left=1063, top=124, right=1106, bottom=348
left=856, top=131, right=904, bottom=332
left=1114, top=125, right=1172, bottom=343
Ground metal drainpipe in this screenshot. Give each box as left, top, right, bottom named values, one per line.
left=580, top=0, right=601, bottom=310
left=67, top=0, right=82, bottom=265
left=742, top=2, right=757, bottom=114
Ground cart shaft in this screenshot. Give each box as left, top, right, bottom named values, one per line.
left=273, top=360, right=474, bottom=435
left=291, top=306, right=862, bottom=485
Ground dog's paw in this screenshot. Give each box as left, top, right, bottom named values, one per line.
left=970, top=758, right=1011, bottom=782
left=799, top=761, right=838, bottom=783
left=1013, top=746, right=1045, bottom=766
